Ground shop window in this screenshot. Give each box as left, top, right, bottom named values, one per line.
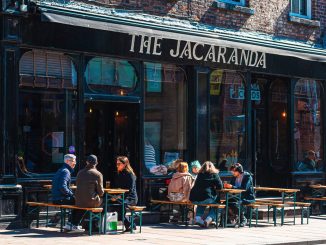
left=19, top=50, right=77, bottom=89
left=290, top=0, right=311, bottom=19
left=18, top=50, right=77, bottom=175
left=294, top=79, right=323, bottom=172
left=85, top=57, right=138, bottom=95
left=209, top=70, right=246, bottom=172
left=144, top=63, right=187, bottom=175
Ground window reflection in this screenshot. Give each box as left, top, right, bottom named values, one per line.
left=294, top=79, right=323, bottom=172
left=209, top=70, right=246, bottom=171
left=85, top=57, right=138, bottom=95
left=144, top=63, right=187, bottom=175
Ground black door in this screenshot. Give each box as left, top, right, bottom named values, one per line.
left=84, top=101, right=139, bottom=182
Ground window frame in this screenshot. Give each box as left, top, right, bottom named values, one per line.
left=290, top=0, right=312, bottom=19
left=218, top=0, right=245, bottom=6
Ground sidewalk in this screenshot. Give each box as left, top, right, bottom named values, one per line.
left=1, top=216, right=326, bottom=245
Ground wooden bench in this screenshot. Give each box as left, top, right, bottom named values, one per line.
left=151, top=200, right=225, bottom=228
left=304, top=197, right=326, bottom=215
left=26, top=202, right=103, bottom=236
left=128, top=206, right=146, bottom=233
left=248, top=201, right=285, bottom=226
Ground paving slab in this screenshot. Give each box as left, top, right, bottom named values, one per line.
left=1, top=216, right=326, bottom=245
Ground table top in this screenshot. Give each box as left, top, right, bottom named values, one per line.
left=104, top=188, right=129, bottom=194
left=254, top=187, right=300, bottom=193
left=309, top=184, right=326, bottom=189
left=219, top=189, right=246, bottom=194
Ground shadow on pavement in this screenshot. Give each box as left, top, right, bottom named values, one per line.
left=0, top=228, right=99, bottom=238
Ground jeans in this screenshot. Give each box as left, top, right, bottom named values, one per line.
left=192, top=197, right=217, bottom=221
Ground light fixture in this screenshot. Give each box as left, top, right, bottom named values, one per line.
left=89, top=108, right=92, bottom=113
left=282, top=110, right=286, bottom=118
left=116, top=111, right=119, bottom=116
left=120, top=90, right=124, bottom=96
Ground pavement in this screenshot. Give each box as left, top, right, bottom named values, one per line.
left=1, top=216, right=326, bottom=245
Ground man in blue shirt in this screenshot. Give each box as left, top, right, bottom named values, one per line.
left=52, top=154, right=76, bottom=204
left=51, top=154, right=84, bottom=232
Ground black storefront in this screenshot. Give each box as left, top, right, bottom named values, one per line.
left=1, top=4, right=326, bottom=225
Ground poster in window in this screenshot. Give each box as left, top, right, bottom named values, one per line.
left=146, top=63, right=162, bottom=93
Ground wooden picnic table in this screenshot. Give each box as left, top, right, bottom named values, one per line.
left=309, top=184, right=326, bottom=197
left=254, top=186, right=300, bottom=225
left=43, top=184, right=130, bottom=233
left=103, top=188, right=129, bottom=233
left=219, top=188, right=246, bottom=227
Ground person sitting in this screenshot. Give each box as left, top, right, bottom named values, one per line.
left=297, top=150, right=316, bottom=171
left=189, top=160, right=201, bottom=179
left=75, top=155, right=104, bottom=231
left=111, top=156, right=138, bottom=232
left=51, top=154, right=83, bottom=232
left=224, top=163, right=255, bottom=227
left=189, top=161, right=223, bottom=228
left=168, top=162, right=193, bottom=202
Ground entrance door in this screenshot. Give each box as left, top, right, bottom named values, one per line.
left=252, top=76, right=290, bottom=187
left=84, top=101, right=139, bottom=182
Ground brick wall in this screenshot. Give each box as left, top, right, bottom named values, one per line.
left=77, top=0, right=326, bottom=44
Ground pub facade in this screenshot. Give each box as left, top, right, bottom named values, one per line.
left=0, top=0, right=326, bottom=226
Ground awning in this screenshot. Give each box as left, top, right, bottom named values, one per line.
left=40, top=7, right=326, bottom=63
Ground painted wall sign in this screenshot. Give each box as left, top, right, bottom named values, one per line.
left=129, top=34, right=267, bottom=69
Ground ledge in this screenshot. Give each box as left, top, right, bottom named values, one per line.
left=289, top=15, right=320, bottom=27
left=213, top=1, right=255, bottom=15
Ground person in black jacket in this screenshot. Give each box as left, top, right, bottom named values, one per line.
left=189, top=161, right=223, bottom=228
left=224, top=163, right=255, bottom=227
left=111, top=156, right=138, bottom=232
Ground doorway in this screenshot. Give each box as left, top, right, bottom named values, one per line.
left=84, top=101, right=140, bottom=182
left=251, top=76, right=291, bottom=187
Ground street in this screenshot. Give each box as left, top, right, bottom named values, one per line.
left=1, top=216, right=326, bottom=245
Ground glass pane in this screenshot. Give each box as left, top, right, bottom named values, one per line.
left=197, top=72, right=208, bottom=163
left=292, top=0, right=300, bottom=14
left=270, top=80, right=288, bottom=171
left=300, top=0, right=307, bottom=15
left=144, top=63, right=187, bottom=175
left=209, top=70, right=246, bottom=172
left=294, top=79, right=323, bottom=172
left=85, top=57, right=138, bottom=95
left=18, top=90, right=77, bottom=175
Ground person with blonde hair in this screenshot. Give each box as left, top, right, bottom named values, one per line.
left=168, top=162, right=193, bottom=202
left=111, top=156, right=138, bottom=232
left=189, top=161, right=223, bottom=228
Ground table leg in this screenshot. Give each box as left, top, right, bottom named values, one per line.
left=225, top=193, right=229, bottom=227
left=103, top=193, right=108, bottom=234
left=121, top=193, right=125, bottom=231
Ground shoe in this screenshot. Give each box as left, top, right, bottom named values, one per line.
left=204, top=216, right=213, bottom=228
left=63, top=223, right=85, bottom=233
left=69, top=225, right=85, bottom=233
left=194, top=216, right=204, bottom=227
left=240, top=217, right=247, bottom=227
left=124, top=225, right=137, bottom=232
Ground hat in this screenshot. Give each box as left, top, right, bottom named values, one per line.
left=87, top=154, right=98, bottom=165
left=190, top=160, right=201, bottom=169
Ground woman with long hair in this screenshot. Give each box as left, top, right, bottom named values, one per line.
left=112, top=156, right=138, bottom=232
left=189, top=161, right=223, bottom=228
